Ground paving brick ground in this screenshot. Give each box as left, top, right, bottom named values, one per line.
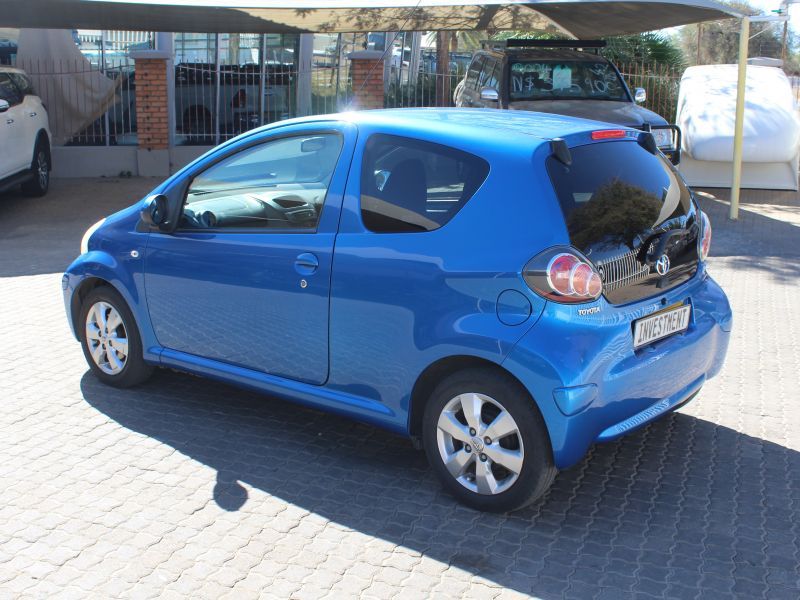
left=0, top=179, right=798, bottom=599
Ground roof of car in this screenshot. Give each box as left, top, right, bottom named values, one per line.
left=481, top=48, right=610, bottom=62
left=0, top=65, right=24, bottom=74
left=292, top=108, right=628, bottom=146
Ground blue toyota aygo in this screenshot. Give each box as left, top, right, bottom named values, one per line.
left=64, top=109, right=731, bottom=512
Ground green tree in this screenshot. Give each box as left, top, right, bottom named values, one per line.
left=679, top=1, right=785, bottom=66
left=490, top=30, right=684, bottom=70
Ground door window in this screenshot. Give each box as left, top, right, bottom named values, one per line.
left=181, top=133, right=343, bottom=230
left=0, top=74, right=22, bottom=106
left=360, top=134, right=490, bottom=233
left=465, top=56, right=485, bottom=91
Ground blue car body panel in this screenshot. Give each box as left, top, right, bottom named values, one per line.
left=63, top=109, right=732, bottom=469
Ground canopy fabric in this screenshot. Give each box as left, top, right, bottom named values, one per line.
left=4, top=0, right=741, bottom=38
left=16, top=29, right=121, bottom=144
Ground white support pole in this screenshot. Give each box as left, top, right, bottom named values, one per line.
left=729, top=16, right=749, bottom=221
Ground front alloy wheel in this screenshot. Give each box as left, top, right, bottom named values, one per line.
left=85, top=301, right=129, bottom=375
left=79, top=285, right=153, bottom=388
left=423, top=368, right=556, bottom=512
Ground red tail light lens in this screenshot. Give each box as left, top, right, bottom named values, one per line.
left=699, top=211, right=712, bottom=260
left=547, top=253, right=579, bottom=295
left=591, top=129, right=627, bottom=140
left=526, top=248, right=603, bottom=303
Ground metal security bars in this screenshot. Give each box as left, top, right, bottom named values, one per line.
left=174, top=33, right=358, bottom=145
left=15, top=58, right=139, bottom=146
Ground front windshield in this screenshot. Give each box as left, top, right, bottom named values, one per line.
left=509, top=60, right=628, bottom=101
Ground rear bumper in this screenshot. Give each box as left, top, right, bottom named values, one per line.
left=503, top=267, right=731, bottom=469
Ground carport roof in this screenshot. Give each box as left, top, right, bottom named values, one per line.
left=4, top=0, right=741, bottom=38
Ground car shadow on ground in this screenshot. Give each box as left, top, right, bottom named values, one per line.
left=80, top=370, right=800, bottom=599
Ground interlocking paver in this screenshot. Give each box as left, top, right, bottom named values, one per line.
left=1, top=179, right=799, bottom=598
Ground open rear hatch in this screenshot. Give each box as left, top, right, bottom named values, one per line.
left=546, top=137, right=700, bottom=305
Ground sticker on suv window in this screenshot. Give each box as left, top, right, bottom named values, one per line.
left=553, top=66, right=572, bottom=90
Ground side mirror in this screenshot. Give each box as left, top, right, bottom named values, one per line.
left=634, top=87, right=647, bottom=103
left=0, top=99, right=9, bottom=113
left=480, top=87, right=500, bottom=102
left=140, top=194, right=169, bottom=229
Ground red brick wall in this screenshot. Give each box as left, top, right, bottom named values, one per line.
left=350, top=58, right=385, bottom=110
left=134, top=58, right=169, bottom=150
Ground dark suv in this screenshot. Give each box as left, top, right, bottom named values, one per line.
left=454, top=40, right=680, bottom=163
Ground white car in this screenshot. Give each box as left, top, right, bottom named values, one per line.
left=0, top=66, right=51, bottom=196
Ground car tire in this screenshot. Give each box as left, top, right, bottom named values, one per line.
left=21, top=140, right=49, bottom=197
left=79, top=285, right=154, bottom=388
left=423, top=367, right=557, bottom=512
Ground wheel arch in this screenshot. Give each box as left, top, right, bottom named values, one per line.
left=408, top=355, right=541, bottom=443
left=70, top=276, right=116, bottom=340
left=34, top=129, right=51, bottom=165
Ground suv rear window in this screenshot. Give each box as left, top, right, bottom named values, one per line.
left=360, top=134, right=490, bottom=233
left=510, top=60, right=627, bottom=101
left=546, top=140, right=692, bottom=253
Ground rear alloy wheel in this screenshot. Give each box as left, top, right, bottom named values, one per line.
left=21, top=143, right=49, bottom=197
left=423, top=368, right=556, bottom=512
left=79, top=286, right=153, bottom=388
left=436, top=393, right=525, bottom=495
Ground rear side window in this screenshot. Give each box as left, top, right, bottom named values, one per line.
left=360, top=134, right=490, bottom=233
left=9, top=73, right=35, bottom=96
left=479, top=59, right=500, bottom=90
left=0, top=74, right=22, bottom=106
left=546, top=140, right=692, bottom=252
left=465, top=56, right=485, bottom=90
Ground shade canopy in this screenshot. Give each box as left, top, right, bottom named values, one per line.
left=4, top=0, right=740, bottom=38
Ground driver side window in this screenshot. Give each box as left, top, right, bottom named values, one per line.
left=181, top=133, right=343, bottom=230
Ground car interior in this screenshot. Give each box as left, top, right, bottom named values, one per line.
left=180, top=134, right=342, bottom=230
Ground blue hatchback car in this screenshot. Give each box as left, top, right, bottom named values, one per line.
left=64, top=109, right=731, bottom=511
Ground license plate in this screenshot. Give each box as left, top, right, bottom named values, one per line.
left=633, top=304, right=691, bottom=349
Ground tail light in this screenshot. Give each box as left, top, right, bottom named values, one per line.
left=591, top=129, right=627, bottom=140
left=524, top=247, right=603, bottom=303
left=698, top=211, right=712, bottom=261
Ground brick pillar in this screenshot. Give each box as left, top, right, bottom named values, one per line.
left=348, top=50, right=385, bottom=110
left=131, top=49, right=171, bottom=176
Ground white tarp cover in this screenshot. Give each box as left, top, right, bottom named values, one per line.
left=676, top=65, right=800, bottom=163
left=15, top=29, right=120, bottom=145
left=3, top=0, right=740, bottom=38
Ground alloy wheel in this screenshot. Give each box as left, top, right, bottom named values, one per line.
left=36, top=150, right=48, bottom=189
left=436, top=392, right=525, bottom=495
left=85, top=301, right=128, bottom=375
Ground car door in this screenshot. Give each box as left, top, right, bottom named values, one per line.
left=143, top=121, right=356, bottom=385
left=9, top=73, right=45, bottom=152
left=0, top=73, right=26, bottom=178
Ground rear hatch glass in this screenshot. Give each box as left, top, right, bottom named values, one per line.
left=546, top=140, right=699, bottom=304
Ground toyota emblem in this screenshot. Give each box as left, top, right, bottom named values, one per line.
left=655, top=254, right=671, bottom=276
